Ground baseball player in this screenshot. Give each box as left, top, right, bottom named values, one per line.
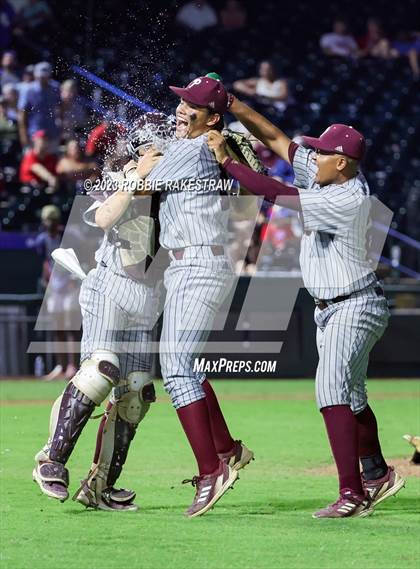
left=207, top=95, right=405, bottom=518
left=140, top=75, right=256, bottom=518
left=32, top=114, right=172, bottom=511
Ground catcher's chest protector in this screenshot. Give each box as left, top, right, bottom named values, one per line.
left=112, top=194, right=164, bottom=284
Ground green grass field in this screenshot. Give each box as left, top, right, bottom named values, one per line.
left=1, top=379, right=419, bottom=569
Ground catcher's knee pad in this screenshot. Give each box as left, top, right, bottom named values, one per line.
left=113, top=371, right=156, bottom=424
left=72, top=350, right=120, bottom=405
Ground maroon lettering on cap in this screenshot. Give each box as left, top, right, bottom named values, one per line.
left=169, top=76, right=229, bottom=115
left=302, top=124, right=366, bottom=160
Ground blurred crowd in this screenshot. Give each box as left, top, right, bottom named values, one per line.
left=1, top=0, right=420, bottom=278
left=0, top=44, right=306, bottom=275
left=0, top=53, right=126, bottom=191
left=319, top=18, right=420, bottom=80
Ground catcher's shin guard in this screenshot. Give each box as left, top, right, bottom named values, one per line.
left=39, top=350, right=120, bottom=465
left=74, top=372, right=156, bottom=511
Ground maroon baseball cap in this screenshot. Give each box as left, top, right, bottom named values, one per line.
left=169, top=76, right=229, bottom=115
left=302, top=124, right=366, bottom=160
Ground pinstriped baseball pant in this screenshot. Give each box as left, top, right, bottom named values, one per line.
left=79, top=265, right=159, bottom=378
left=160, top=248, right=234, bottom=409
left=314, top=287, right=389, bottom=413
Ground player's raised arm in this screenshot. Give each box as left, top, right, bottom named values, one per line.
left=228, top=96, right=292, bottom=163
left=207, top=130, right=301, bottom=211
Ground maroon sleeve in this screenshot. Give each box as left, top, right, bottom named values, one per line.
left=288, top=141, right=299, bottom=164
left=223, top=158, right=301, bottom=211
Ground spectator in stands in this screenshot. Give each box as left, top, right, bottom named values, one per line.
left=220, top=0, right=247, bottom=31
left=58, top=79, right=87, bottom=141
left=176, top=0, right=218, bottom=33
left=16, top=63, right=34, bottom=95
left=0, top=95, right=19, bottom=160
left=19, top=129, right=58, bottom=190
left=263, top=207, right=299, bottom=247
left=85, top=115, right=124, bottom=163
left=358, top=18, right=398, bottom=59
left=229, top=214, right=257, bottom=274
left=18, top=0, right=54, bottom=35
left=0, top=50, right=20, bottom=87
left=392, top=31, right=420, bottom=80
left=56, top=139, right=98, bottom=190
left=17, top=61, right=60, bottom=149
left=0, top=1, right=16, bottom=50
left=233, top=60, right=289, bottom=112
left=30, top=204, right=79, bottom=381
left=320, top=19, right=359, bottom=59
left=2, top=82, right=18, bottom=122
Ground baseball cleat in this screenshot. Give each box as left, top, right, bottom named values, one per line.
left=73, top=481, right=138, bottom=511
left=218, top=440, right=254, bottom=471
left=183, top=462, right=238, bottom=518
left=313, top=489, right=373, bottom=519
left=32, top=461, right=69, bottom=502
left=363, top=466, right=405, bottom=507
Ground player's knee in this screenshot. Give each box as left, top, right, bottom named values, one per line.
left=163, top=376, right=205, bottom=409
left=161, top=376, right=184, bottom=407
left=114, top=371, right=155, bottom=424
left=72, top=349, right=120, bottom=405
left=351, top=400, right=368, bottom=414
left=316, top=391, right=349, bottom=411
left=162, top=379, right=176, bottom=405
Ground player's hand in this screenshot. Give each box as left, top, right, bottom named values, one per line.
left=207, top=130, right=229, bottom=165
left=136, top=147, right=163, bottom=179
left=123, top=160, right=138, bottom=176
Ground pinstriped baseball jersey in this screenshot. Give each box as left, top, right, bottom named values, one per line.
left=79, top=264, right=158, bottom=377
left=293, top=145, right=376, bottom=299
left=80, top=193, right=160, bottom=378
left=292, top=144, right=389, bottom=410
left=143, top=134, right=235, bottom=408
left=160, top=252, right=234, bottom=408
left=147, top=135, right=229, bottom=249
